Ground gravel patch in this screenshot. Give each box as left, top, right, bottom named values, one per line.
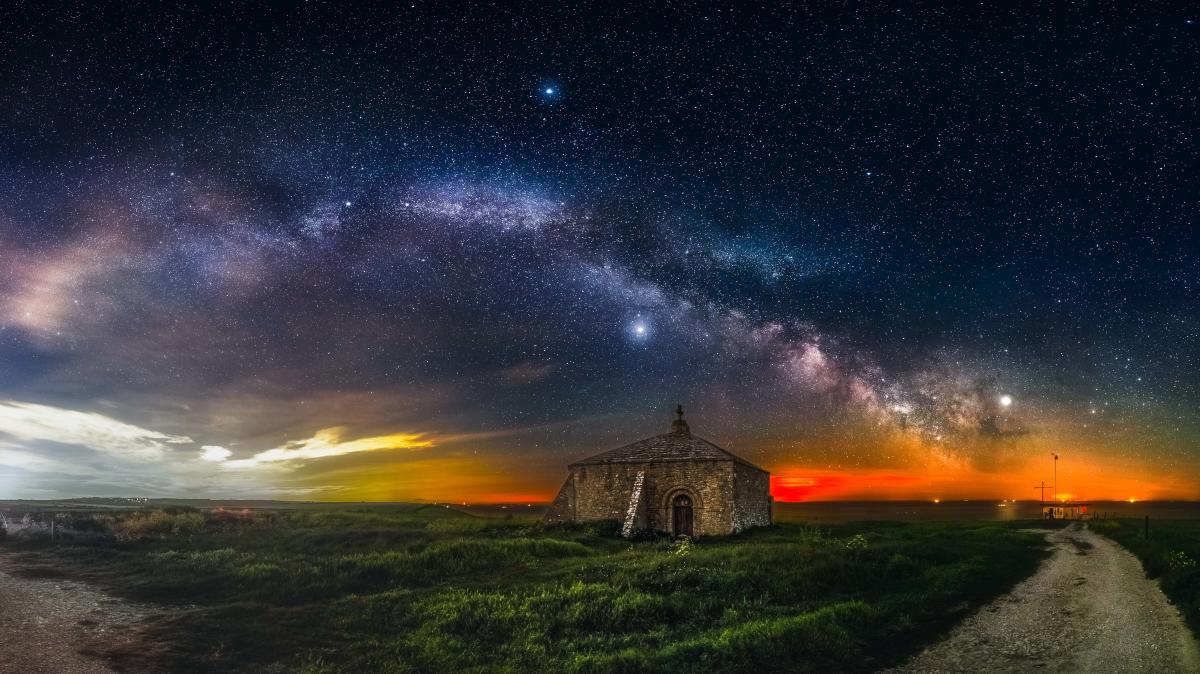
left=0, top=552, right=153, bottom=674
left=888, top=523, right=1200, bottom=673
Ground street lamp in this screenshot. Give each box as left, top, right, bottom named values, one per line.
left=1052, top=453, right=1059, bottom=501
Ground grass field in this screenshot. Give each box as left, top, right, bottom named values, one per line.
left=0, top=507, right=1054, bottom=673
left=1092, top=518, right=1200, bottom=635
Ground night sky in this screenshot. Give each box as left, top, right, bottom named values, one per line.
left=2, top=2, right=1197, bottom=502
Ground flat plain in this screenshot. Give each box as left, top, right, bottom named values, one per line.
left=0, top=506, right=1055, bottom=673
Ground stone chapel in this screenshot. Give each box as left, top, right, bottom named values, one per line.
left=545, top=406, right=772, bottom=537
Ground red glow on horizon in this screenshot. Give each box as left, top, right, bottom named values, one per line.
left=771, top=471, right=924, bottom=501
left=767, top=457, right=1196, bottom=502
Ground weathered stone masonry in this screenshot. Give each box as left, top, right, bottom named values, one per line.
left=545, top=407, right=772, bottom=537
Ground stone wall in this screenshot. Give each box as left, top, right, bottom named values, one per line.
left=571, top=460, right=737, bottom=537
left=543, top=477, right=576, bottom=523
left=731, top=463, right=772, bottom=532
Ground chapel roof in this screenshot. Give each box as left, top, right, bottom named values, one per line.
left=570, top=406, right=768, bottom=473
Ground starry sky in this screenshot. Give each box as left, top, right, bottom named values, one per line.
left=1, top=2, right=1198, bottom=502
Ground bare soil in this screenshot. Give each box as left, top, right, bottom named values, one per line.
left=0, top=552, right=153, bottom=674
left=889, top=523, right=1200, bottom=673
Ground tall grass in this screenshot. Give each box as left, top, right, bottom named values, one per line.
left=0, top=508, right=1051, bottom=673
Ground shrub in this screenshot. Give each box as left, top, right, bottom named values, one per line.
left=671, top=537, right=693, bottom=557
left=110, top=511, right=206, bottom=542
left=842, top=534, right=870, bottom=551
left=1169, top=550, right=1198, bottom=571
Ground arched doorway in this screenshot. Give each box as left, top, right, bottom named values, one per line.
left=672, top=494, right=693, bottom=538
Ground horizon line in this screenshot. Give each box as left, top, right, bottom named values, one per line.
left=3, top=497, right=1197, bottom=505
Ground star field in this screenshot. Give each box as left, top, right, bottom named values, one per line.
left=0, top=2, right=1197, bottom=501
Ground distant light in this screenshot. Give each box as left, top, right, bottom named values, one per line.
left=933, top=498, right=940, bottom=504
left=999, top=394, right=1013, bottom=407
left=1129, top=498, right=1137, bottom=503
left=545, top=87, right=555, bottom=95
left=344, top=201, right=353, bottom=207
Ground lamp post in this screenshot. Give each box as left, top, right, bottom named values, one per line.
left=1052, top=453, right=1059, bottom=502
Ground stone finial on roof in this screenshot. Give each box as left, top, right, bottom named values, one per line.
left=671, top=404, right=690, bottom=435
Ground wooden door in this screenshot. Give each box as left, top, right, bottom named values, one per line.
left=672, top=495, right=693, bottom=538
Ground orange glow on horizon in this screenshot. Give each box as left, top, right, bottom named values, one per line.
left=768, top=457, right=1197, bottom=502
left=239, top=424, right=1200, bottom=505
left=302, top=457, right=1195, bottom=504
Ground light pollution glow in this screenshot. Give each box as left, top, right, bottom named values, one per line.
left=0, top=399, right=1194, bottom=503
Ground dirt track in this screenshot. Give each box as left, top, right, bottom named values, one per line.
left=3, top=525, right=1198, bottom=673
left=0, top=553, right=150, bottom=674
left=890, top=523, right=1200, bottom=673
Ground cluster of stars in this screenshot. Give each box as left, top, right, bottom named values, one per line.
left=0, top=2, right=1196, bottom=500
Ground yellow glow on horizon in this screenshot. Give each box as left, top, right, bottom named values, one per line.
left=286, top=454, right=552, bottom=504
left=210, top=413, right=1200, bottom=504
left=223, top=427, right=434, bottom=467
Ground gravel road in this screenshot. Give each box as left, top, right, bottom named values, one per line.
left=889, top=523, right=1200, bottom=673
left=0, top=553, right=151, bottom=674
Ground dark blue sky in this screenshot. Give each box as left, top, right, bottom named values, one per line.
left=0, top=1, right=1196, bottom=500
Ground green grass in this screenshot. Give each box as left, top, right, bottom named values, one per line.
left=1092, top=518, right=1200, bottom=634
left=1, top=508, right=1052, bottom=673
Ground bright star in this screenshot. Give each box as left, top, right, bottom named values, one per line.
left=545, top=87, right=554, bottom=95
left=999, top=394, right=1013, bottom=407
